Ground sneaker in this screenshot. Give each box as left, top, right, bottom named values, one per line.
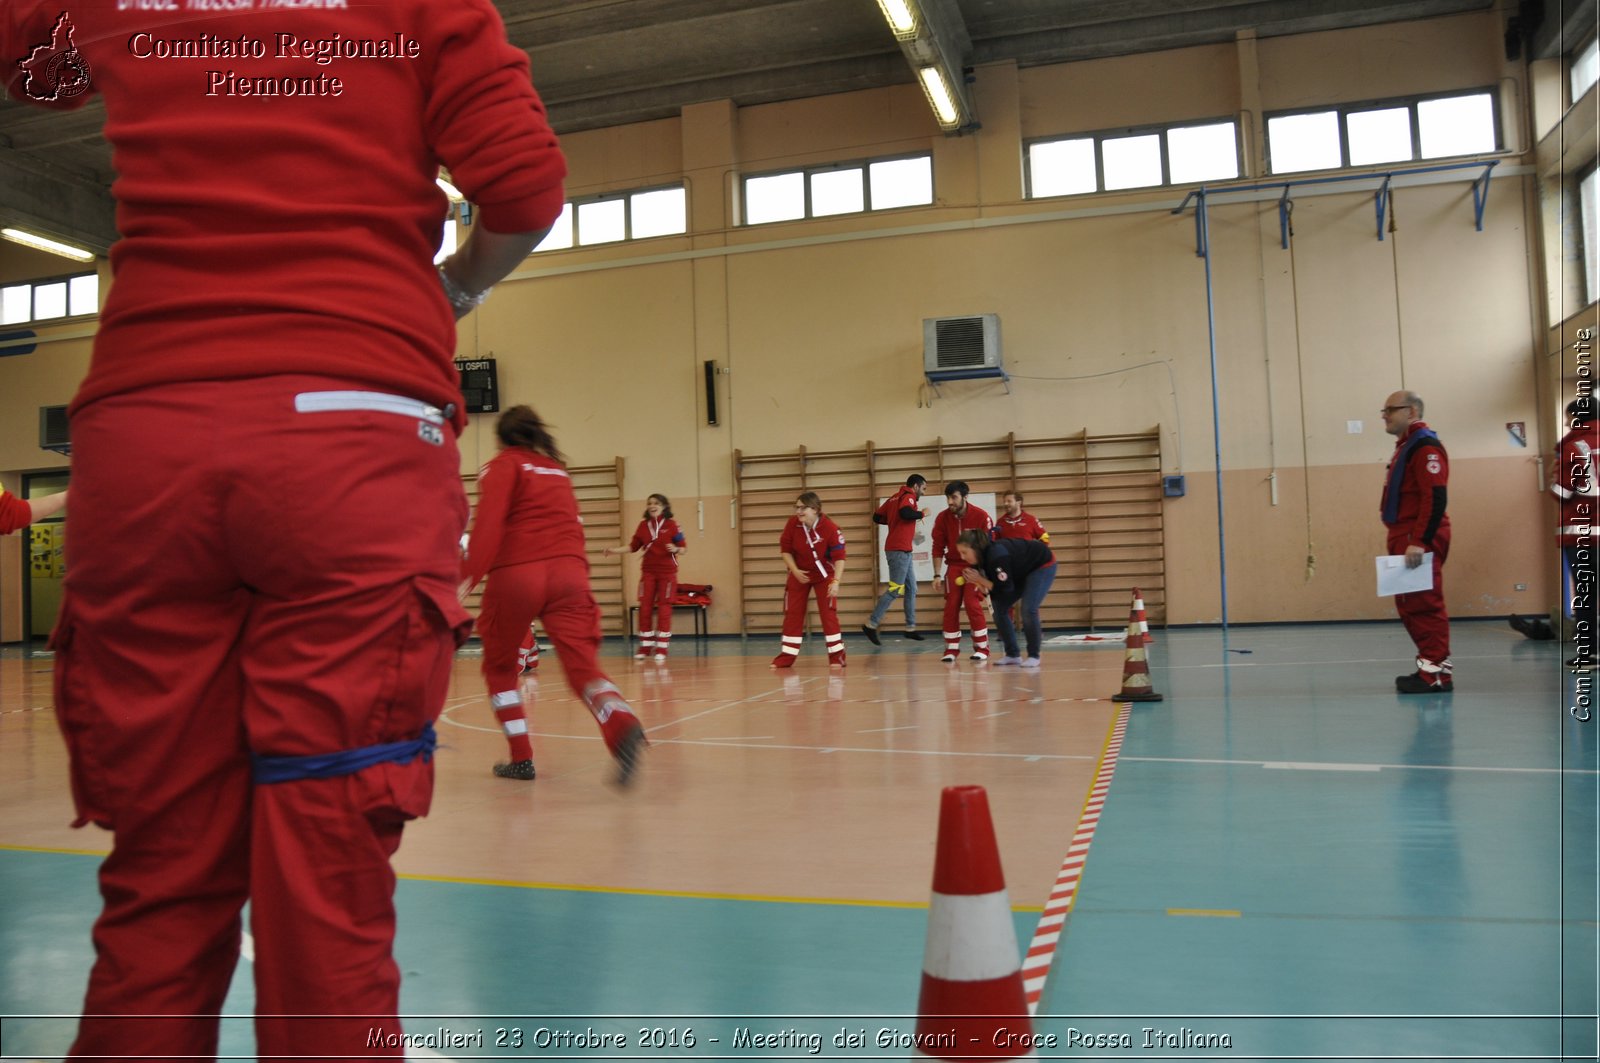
left=653, top=653, right=668, bottom=663
left=861, top=624, right=881, bottom=646
left=1020, top=657, right=1042, bottom=669
left=1395, top=672, right=1453, bottom=694
left=611, top=722, right=647, bottom=787
left=828, top=651, right=847, bottom=668
left=970, top=651, right=989, bottom=662
left=940, top=651, right=958, bottom=663
left=993, top=656, right=1022, bottom=666
left=492, top=759, right=536, bottom=781
left=903, top=630, right=925, bottom=641
left=633, top=649, right=651, bottom=660
left=771, top=653, right=796, bottom=669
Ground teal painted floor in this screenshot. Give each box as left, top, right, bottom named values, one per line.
left=1, top=620, right=1594, bottom=1061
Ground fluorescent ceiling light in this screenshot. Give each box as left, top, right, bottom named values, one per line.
left=1, top=228, right=95, bottom=262
left=918, top=66, right=961, bottom=128
left=875, top=0, right=919, bottom=39
left=436, top=176, right=464, bottom=201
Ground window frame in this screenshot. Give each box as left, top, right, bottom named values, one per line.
left=1024, top=116, right=1241, bottom=200
left=1579, top=156, right=1599, bottom=309
left=529, top=182, right=689, bottom=254
left=1571, top=35, right=1599, bottom=106
left=740, top=151, right=934, bottom=226
left=1265, top=87, right=1501, bottom=176
left=0, top=268, right=99, bottom=326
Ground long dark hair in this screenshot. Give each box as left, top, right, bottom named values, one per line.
left=496, top=405, right=565, bottom=464
left=644, top=493, right=673, bottom=520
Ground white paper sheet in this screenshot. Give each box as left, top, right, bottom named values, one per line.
left=1376, top=553, right=1434, bottom=597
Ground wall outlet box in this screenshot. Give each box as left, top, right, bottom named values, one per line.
left=1346, top=420, right=1363, bottom=433
left=1163, top=475, right=1186, bottom=498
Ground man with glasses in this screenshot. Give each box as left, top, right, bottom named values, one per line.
left=1380, top=390, right=1453, bottom=693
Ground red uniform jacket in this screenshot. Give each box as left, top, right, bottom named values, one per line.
left=780, top=515, right=847, bottom=582
left=1553, top=422, right=1598, bottom=546
left=874, top=486, right=924, bottom=552
left=461, top=449, right=587, bottom=588
left=0, top=490, right=31, bottom=535
left=994, top=511, right=1048, bottom=542
left=3, top=0, right=566, bottom=431
left=1380, top=422, right=1450, bottom=549
left=629, top=517, right=686, bottom=575
left=932, top=504, right=994, bottom=567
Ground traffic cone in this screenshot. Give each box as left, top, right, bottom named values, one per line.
left=914, top=785, right=1037, bottom=1060
left=1111, top=592, right=1163, bottom=703
left=1132, top=587, right=1153, bottom=645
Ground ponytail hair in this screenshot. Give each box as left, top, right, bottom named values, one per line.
left=644, top=493, right=674, bottom=520
left=496, top=405, right=565, bottom=464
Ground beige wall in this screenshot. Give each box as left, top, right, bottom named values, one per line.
left=3, top=7, right=1579, bottom=634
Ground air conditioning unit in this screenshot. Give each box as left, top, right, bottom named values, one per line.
left=923, top=314, right=1006, bottom=387
left=39, top=405, right=70, bottom=456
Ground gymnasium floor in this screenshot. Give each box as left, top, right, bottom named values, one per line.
left=0, top=619, right=1594, bottom=1061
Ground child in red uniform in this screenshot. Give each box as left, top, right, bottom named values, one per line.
left=4, top=0, right=566, bottom=1055
left=606, top=494, right=686, bottom=662
left=930, top=481, right=994, bottom=662
left=773, top=492, right=849, bottom=668
left=462, top=406, right=647, bottom=783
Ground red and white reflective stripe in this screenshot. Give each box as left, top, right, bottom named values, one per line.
left=491, top=691, right=521, bottom=709
left=501, top=718, right=528, bottom=736
left=918, top=890, right=1037, bottom=1060
left=1021, top=704, right=1130, bottom=1013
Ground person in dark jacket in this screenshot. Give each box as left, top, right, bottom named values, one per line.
left=956, top=529, right=1056, bottom=668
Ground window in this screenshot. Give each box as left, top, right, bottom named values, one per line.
left=1581, top=163, right=1599, bottom=308
left=742, top=154, right=933, bottom=225
left=1267, top=90, right=1499, bottom=175
left=0, top=269, right=98, bottom=325
left=1573, top=37, right=1599, bottom=104
left=433, top=218, right=456, bottom=265
left=529, top=186, right=687, bottom=254
left=1027, top=120, right=1238, bottom=198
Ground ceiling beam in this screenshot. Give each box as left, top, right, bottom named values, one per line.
left=0, top=151, right=117, bottom=255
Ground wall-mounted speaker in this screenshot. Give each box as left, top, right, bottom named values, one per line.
left=704, top=360, right=718, bottom=426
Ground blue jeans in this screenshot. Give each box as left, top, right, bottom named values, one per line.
left=868, top=550, right=916, bottom=628
left=994, top=563, right=1057, bottom=658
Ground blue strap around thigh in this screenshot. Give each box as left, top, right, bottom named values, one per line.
left=251, top=724, right=438, bottom=784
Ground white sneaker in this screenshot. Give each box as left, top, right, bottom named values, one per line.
left=1021, top=657, right=1042, bottom=669
left=940, top=651, right=957, bottom=663
left=653, top=653, right=668, bottom=663
left=970, top=652, right=988, bottom=662
left=994, top=656, right=1022, bottom=666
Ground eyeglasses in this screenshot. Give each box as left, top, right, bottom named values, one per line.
left=1380, top=405, right=1414, bottom=414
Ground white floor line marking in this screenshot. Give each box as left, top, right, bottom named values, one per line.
left=1262, top=761, right=1382, bottom=772
left=1122, top=754, right=1596, bottom=776
left=977, top=711, right=1012, bottom=718
left=663, top=737, right=1098, bottom=761
left=857, top=725, right=919, bottom=734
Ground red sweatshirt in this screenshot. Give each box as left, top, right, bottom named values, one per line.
left=1379, top=422, right=1450, bottom=548
left=461, top=449, right=587, bottom=589
left=931, top=504, right=994, bottom=568
left=2, top=0, right=566, bottom=430
left=994, top=511, right=1048, bottom=542
left=629, top=518, right=685, bottom=575
left=1554, top=422, right=1598, bottom=546
left=0, top=491, right=32, bottom=535
left=874, top=485, right=924, bottom=552
left=780, top=516, right=847, bottom=582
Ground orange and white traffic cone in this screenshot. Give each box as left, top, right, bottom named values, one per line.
left=913, top=785, right=1037, bottom=1060
left=1111, top=591, right=1163, bottom=703
left=1132, top=587, right=1153, bottom=646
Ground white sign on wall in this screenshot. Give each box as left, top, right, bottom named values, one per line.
left=877, top=491, right=996, bottom=584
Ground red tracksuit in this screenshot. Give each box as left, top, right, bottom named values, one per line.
left=0, top=489, right=31, bottom=535
left=932, top=504, right=994, bottom=659
left=4, top=0, right=566, bottom=1056
left=629, top=517, right=686, bottom=657
left=1381, top=422, right=1452, bottom=671
left=876, top=485, right=923, bottom=552
left=774, top=515, right=848, bottom=666
left=462, top=449, right=642, bottom=764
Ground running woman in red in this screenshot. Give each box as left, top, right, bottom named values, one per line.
left=773, top=492, right=849, bottom=668
left=930, top=481, right=994, bottom=662
left=605, top=494, right=686, bottom=662
left=462, top=406, right=647, bottom=783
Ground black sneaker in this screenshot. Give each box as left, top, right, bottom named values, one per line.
left=613, top=723, right=647, bottom=787
left=493, top=759, right=536, bottom=780
left=903, top=630, right=925, bottom=641
left=861, top=624, right=881, bottom=646
left=1395, top=673, right=1453, bottom=694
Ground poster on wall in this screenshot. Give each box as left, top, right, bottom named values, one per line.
left=878, top=491, right=996, bottom=584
